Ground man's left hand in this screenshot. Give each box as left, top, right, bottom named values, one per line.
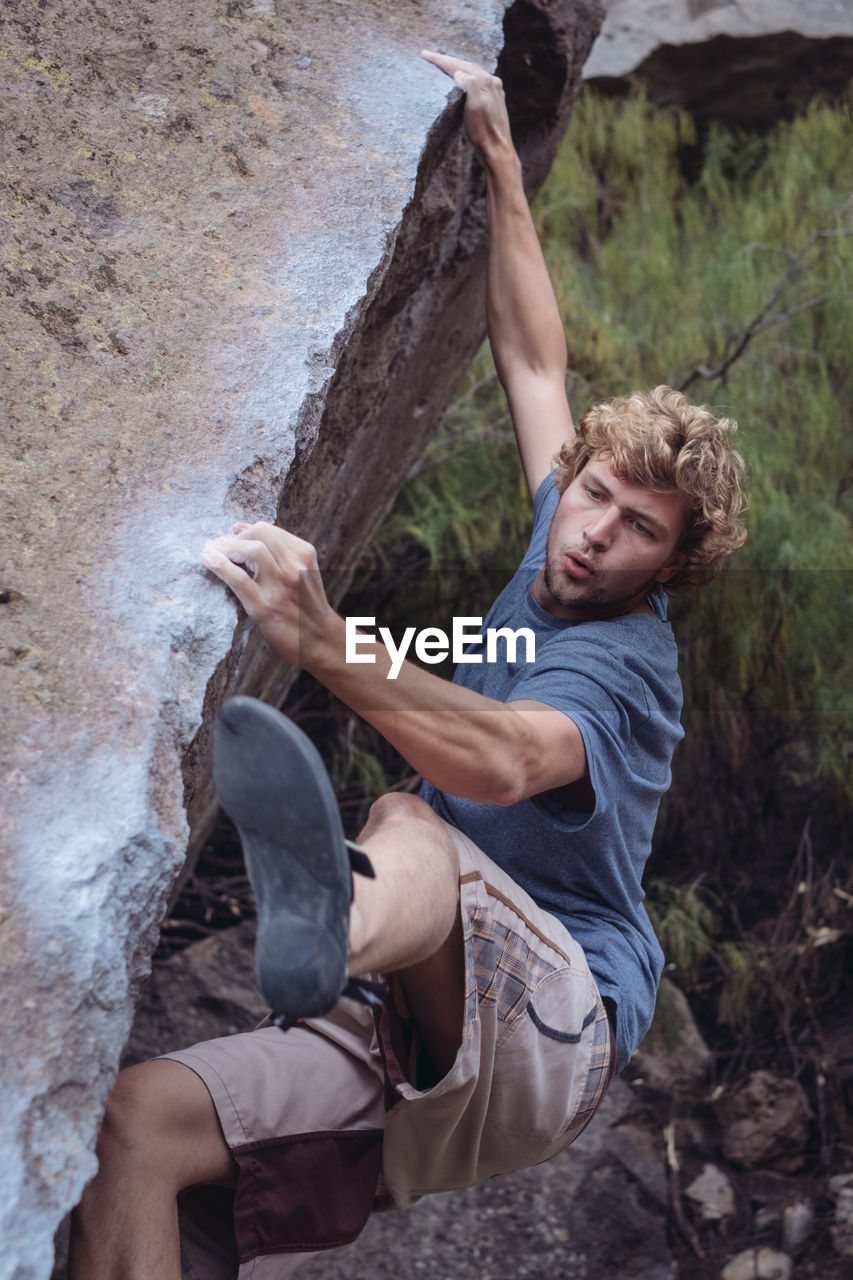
left=421, top=49, right=512, bottom=162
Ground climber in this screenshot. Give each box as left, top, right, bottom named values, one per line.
left=68, top=50, right=747, bottom=1280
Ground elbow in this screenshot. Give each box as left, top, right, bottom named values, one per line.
left=484, top=729, right=586, bottom=807
left=490, top=774, right=529, bottom=808
left=463, top=752, right=526, bottom=807
left=484, top=756, right=536, bottom=808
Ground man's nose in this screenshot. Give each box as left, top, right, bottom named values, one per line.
left=584, top=506, right=618, bottom=549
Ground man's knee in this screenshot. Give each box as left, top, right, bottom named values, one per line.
left=359, top=792, right=460, bottom=891
left=96, top=1064, right=156, bottom=1161
left=95, top=1059, right=236, bottom=1191
left=363, top=791, right=446, bottom=838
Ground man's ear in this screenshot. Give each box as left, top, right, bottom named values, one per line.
left=655, top=550, right=687, bottom=585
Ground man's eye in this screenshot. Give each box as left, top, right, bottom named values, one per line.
left=586, top=487, right=604, bottom=501
left=632, top=520, right=653, bottom=537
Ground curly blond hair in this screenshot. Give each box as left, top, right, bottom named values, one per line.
left=555, top=386, right=747, bottom=591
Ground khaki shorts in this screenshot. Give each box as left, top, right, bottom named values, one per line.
left=165, top=823, right=614, bottom=1279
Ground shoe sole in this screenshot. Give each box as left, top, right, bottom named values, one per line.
left=212, top=696, right=350, bottom=1022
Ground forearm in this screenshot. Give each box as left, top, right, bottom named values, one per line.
left=201, top=525, right=585, bottom=801
left=302, top=615, right=527, bottom=804
left=483, top=145, right=568, bottom=385
left=421, top=49, right=573, bottom=494
left=201, top=524, right=526, bottom=799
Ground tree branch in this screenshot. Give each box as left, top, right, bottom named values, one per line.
left=678, top=227, right=853, bottom=394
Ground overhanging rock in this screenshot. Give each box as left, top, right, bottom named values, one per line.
left=586, top=0, right=853, bottom=126
left=0, top=1, right=603, bottom=1276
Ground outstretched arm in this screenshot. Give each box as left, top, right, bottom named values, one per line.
left=422, top=50, right=575, bottom=498
left=202, top=524, right=587, bottom=805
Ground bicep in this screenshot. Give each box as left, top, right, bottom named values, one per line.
left=507, top=698, right=588, bottom=798
left=503, top=371, right=576, bottom=500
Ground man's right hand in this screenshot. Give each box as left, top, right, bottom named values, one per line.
left=421, top=50, right=513, bottom=165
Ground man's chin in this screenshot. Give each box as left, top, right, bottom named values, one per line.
left=543, top=568, right=602, bottom=611
left=543, top=566, right=654, bottom=616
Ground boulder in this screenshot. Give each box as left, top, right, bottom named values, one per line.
left=0, top=2, right=604, bottom=1276
left=716, top=1071, right=813, bottom=1172
left=628, top=977, right=712, bottom=1093
left=585, top=0, right=853, bottom=126
left=720, top=1247, right=793, bottom=1280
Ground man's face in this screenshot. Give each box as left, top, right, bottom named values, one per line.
left=534, top=453, right=689, bottom=621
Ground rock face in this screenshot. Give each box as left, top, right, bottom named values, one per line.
left=0, top=2, right=603, bottom=1277
left=585, top=0, right=853, bottom=125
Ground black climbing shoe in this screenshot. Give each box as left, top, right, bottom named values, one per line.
left=213, top=696, right=374, bottom=1026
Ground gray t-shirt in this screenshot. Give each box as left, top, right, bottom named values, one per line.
left=421, top=474, right=683, bottom=1070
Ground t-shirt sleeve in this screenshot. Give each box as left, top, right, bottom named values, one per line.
left=520, top=473, right=559, bottom=570
left=508, top=634, right=651, bottom=830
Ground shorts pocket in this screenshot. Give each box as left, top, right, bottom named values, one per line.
left=524, top=964, right=600, bottom=1044
left=484, top=966, right=601, bottom=1157
left=470, top=904, right=557, bottom=1031
left=527, top=995, right=598, bottom=1043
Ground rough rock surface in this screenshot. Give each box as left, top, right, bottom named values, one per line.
left=0, top=2, right=603, bottom=1277
left=626, top=976, right=711, bottom=1094
left=585, top=0, right=853, bottom=125
left=717, top=1070, right=813, bottom=1173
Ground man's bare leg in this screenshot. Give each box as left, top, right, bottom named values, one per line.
left=68, top=1058, right=237, bottom=1280
left=69, top=791, right=463, bottom=1279
left=351, top=791, right=465, bottom=1076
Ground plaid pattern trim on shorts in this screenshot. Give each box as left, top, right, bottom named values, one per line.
left=468, top=906, right=557, bottom=1025
left=461, top=871, right=576, bottom=1029
left=561, top=998, right=614, bottom=1142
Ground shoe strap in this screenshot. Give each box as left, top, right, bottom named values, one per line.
left=270, top=978, right=388, bottom=1033
left=345, top=839, right=376, bottom=879
left=342, top=976, right=388, bottom=1009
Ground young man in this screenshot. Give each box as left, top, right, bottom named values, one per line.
left=69, top=51, right=746, bottom=1279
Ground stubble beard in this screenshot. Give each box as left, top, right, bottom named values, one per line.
left=542, top=554, right=658, bottom=613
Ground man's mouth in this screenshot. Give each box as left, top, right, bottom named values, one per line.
left=564, top=551, right=595, bottom=579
